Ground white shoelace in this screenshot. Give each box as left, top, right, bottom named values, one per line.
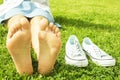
left=73, top=40, right=82, bottom=56
left=92, top=45, right=107, bottom=58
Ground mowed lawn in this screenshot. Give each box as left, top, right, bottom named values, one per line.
left=0, top=0, right=120, bottom=80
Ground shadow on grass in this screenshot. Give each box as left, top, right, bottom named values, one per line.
left=49, top=60, right=93, bottom=79
left=49, top=60, right=116, bottom=79
left=54, top=16, right=118, bottom=31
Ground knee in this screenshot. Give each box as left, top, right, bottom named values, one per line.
left=30, top=16, right=48, bottom=25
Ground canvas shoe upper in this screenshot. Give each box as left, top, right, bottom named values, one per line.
left=65, top=35, right=88, bottom=67
left=82, top=37, right=116, bottom=66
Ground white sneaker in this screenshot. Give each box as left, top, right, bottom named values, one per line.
left=82, top=37, right=116, bottom=66
left=65, top=35, right=88, bottom=67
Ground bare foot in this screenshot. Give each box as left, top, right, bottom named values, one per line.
left=38, top=23, right=61, bottom=74
left=6, top=17, right=33, bottom=75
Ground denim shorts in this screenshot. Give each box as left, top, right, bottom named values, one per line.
left=0, top=1, right=54, bottom=23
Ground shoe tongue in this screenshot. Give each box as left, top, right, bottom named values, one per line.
left=69, top=36, right=76, bottom=45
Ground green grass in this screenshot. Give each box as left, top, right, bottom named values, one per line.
left=0, top=0, right=2, bottom=4
left=0, top=0, right=120, bottom=79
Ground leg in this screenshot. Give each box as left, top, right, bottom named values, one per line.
left=30, top=16, right=61, bottom=74
left=6, top=15, right=33, bottom=75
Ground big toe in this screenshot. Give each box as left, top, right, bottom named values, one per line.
left=20, top=17, right=30, bottom=30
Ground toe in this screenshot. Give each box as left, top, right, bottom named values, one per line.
left=56, top=32, right=61, bottom=38
left=20, top=17, right=30, bottom=30
left=30, top=16, right=49, bottom=31
left=55, top=27, right=60, bottom=34
left=49, top=23, right=54, bottom=31
left=7, top=21, right=21, bottom=39
left=39, top=18, right=49, bottom=30
left=49, top=23, right=60, bottom=34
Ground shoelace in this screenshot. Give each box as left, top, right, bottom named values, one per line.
left=93, top=45, right=107, bottom=58
left=74, top=40, right=82, bottom=56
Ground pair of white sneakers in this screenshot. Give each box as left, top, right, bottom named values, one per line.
left=65, top=35, right=116, bottom=67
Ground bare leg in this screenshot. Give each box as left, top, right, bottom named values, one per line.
left=6, top=15, right=33, bottom=75
left=30, top=16, right=61, bottom=74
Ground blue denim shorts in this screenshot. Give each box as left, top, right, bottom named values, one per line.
left=0, top=1, right=54, bottom=23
